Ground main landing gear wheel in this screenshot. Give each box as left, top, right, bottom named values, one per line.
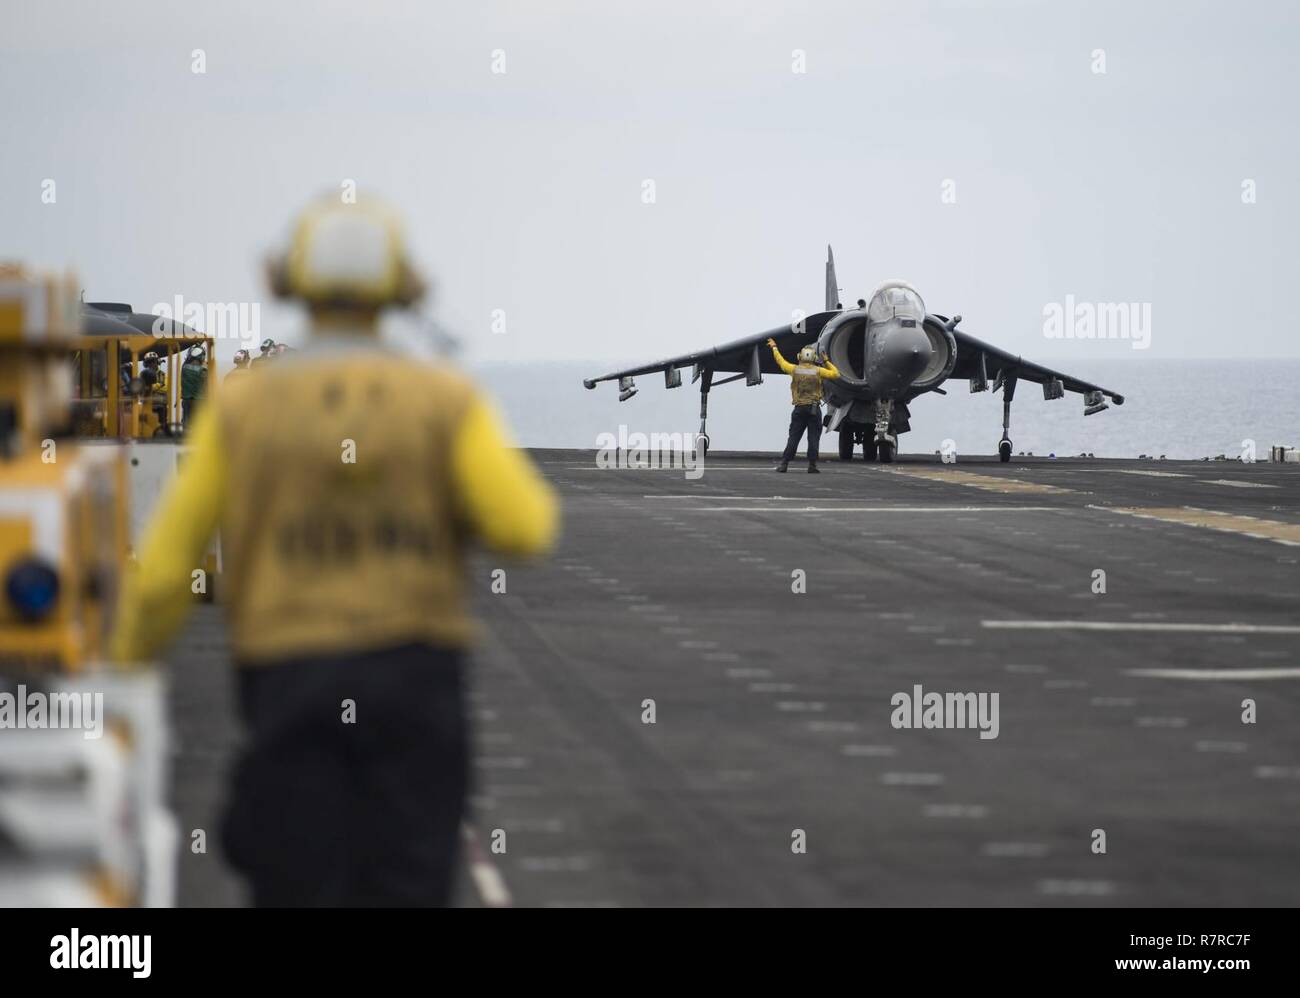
left=998, top=376, right=1017, bottom=464
left=696, top=433, right=710, bottom=457
left=838, top=427, right=855, bottom=461
left=877, top=438, right=895, bottom=463
left=862, top=435, right=878, bottom=462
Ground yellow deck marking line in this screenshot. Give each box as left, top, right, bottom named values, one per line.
left=1094, top=505, right=1300, bottom=546
left=878, top=467, right=1073, bottom=494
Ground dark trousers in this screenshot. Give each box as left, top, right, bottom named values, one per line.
left=183, top=397, right=200, bottom=427
left=781, top=404, right=823, bottom=464
left=221, top=643, right=469, bottom=907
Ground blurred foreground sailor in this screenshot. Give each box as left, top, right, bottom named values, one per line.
left=767, top=338, right=840, bottom=473
left=110, top=195, right=559, bottom=907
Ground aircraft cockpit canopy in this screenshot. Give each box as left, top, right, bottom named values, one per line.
left=866, top=283, right=926, bottom=326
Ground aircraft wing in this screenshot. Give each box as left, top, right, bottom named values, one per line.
left=583, top=311, right=839, bottom=389
left=945, top=323, right=1125, bottom=404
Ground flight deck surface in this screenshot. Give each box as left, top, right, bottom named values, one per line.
left=170, top=452, right=1300, bottom=906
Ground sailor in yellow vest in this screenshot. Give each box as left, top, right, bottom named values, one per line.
left=766, top=338, right=841, bottom=473
left=140, top=350, right=170, bottom=434
left=226, top=348, right=252, bottom=382
left=110, top=194, right=559, bottom=906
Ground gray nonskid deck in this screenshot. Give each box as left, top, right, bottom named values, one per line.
left=170, top=452, right=1300, bottom=906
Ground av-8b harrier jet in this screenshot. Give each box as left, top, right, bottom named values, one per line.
left=584, top=247, right=1124, bottom=462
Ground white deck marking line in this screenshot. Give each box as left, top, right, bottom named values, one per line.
left=1195, top=741, right=1247, bottom=752
left=1038, top=879, right=1115, bottom=897
left=641, top=495, right=886, bottom=501
left=983, top=842, right=1050, bottom=858
left=924, top=804, right=989, bottom=819
left=461, top=823, right=512, bottom=908
left=882, top=772, right=945, bottom=786
left=1105, top=469, right=1190, bottom=478
left=1199, top=479, right=1279, bottom=489
left=562, top=465, right=787, bottom=471
left=1127, top=667, right=1300, bottom=680
left=1255, top=766, right=1300, bottom=779
left=683, top=505, right=1064, bottom=513
left=519, top=856, right=594, bottom=872
left=983, top=620, right=1300, bottom=634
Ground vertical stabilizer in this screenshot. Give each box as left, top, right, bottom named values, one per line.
left=825, top=245, right=840, bottom=311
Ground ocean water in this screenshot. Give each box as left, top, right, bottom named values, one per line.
left=472, top=359, right=1300, bottom=461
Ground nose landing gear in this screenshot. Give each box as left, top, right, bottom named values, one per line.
left=839, top=425, right=885, bottom=462
left=838, top=427, right=893, bottom=462
left=838, top=406, right=899, bottom=463
left=874, top=400, right=896, bottom=463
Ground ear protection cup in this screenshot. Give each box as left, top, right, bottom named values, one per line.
left=265, top=195, right=428, bottom=311
left=265, top=254, right=292, bottom=300
left=393, top=259, right=427, bottom=307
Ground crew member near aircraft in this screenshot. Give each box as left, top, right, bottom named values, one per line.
left=179, top=346, right=207, bottom=427
left=766, top=338, right=840, bottom=473
left=251, top=338, right=277, bottom=368
left=110, top=194, right=559, bottom=907
left=227, top=349, right=252, bottom=381
left=140, top=350, right=169, bottom=435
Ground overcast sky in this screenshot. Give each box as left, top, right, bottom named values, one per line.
left=4, top=0, right=1297, bottom=370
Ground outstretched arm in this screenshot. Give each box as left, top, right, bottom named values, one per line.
left=452, top=395, right=559, bottom=557
left=766, top=338, right=795, bottom=374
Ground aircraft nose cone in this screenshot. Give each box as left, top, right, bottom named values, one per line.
left=865, top=321, right=933, bottom=395
left=889, top=326, right=931, bottom=377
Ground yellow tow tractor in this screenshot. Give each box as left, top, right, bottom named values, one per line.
left=67, top=302, right=222, bottom=598
left=0, top=264, right=177, bottom=907
left=70, top=302, right=217, bottom=441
